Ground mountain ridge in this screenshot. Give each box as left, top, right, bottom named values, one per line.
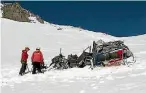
left=1, top=2, right=45, bottom=24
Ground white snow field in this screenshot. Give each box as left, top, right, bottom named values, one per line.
left=1, top=17, right=146, bottom=93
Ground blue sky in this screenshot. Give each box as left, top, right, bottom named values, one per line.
left=3, top=1, right=146, bottom=37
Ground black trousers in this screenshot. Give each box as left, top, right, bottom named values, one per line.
left=19, top=63, right=27, bottom=75
left=32, top=62, right=42, bottom=74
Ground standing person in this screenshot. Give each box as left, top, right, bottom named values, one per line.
left=19, top=47, right=30, bottom=76
left=31, top=47, right=44, bottom=74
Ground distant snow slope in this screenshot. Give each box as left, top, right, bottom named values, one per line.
left=1, top=18, right=146, bottom=93
left=1, top=18, right=117, bottom=66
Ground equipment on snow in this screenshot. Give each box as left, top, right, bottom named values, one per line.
left=49, top=40, right=135, bottom=70
left=92, top=40, right=135, bottom=67
left=49, top=48, right=69, bottom=70
left=66, top=40, right=135, bottom=69
left=67, top=54, right=78, bottom=68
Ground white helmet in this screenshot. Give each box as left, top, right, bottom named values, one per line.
left=36, top=47, right=40, bottom=50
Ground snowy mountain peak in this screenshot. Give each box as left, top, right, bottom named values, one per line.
left=1, top=2, right=45, bottom=24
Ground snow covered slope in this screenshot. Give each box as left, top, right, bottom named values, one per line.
left=1, top=18, right=146, bottom=93
left=1, top=18, right=117, bottom=66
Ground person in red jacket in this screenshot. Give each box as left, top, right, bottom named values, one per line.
left=31, top=47, right=44, bottom=74
left=19, top=47, right=30, bottom=76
